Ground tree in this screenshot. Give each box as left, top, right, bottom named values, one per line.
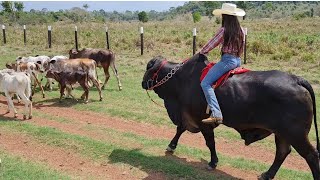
left=1, top=1, right=13, bottom=13
left=192, top=11, right=201, bottom=23
left=14, top=2, right=24, bottom=12
left=236, top=1, right=252, bottom=20
left=138, top=11, right=148, bottom=23
left=83, top=4, right=89, bottom=10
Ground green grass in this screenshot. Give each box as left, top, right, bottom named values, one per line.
left=0, top=150, right=70, bottom=180
left=0, top=118, right=313, bottom=180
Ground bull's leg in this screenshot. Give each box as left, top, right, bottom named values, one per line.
left=60, top=85, right=66, bottom=102
left=90, top=77, right=103, bottom=101
left=32, top=73, right=45, bottom=98
left=18, top=91, right=32, bottom=120
left=102, top=65, right=110, bottom=90
left=258, top=135, right=291, bottom=180
left=110, top=61, right=122, bottom=91
left=166, top=126, right=186, bottom=152
left=5, top=92, right=17, bottom=118
left=201, top=125, right=219, bottom=170
left=291, top=136, right=320, bottom=180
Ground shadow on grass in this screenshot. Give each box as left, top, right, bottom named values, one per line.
left=33, top=97, right=102, bottom=109
left=108, top=148, right=243, bottom=180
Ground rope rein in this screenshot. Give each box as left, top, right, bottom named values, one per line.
left=146, top=58, right=190, bottom=108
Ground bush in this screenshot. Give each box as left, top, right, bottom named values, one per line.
left=192, top=12, right=201, bottom=23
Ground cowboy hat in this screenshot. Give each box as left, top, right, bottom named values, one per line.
left=212, top=3, right=246, bottom=17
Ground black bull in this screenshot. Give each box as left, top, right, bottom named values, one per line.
left=142, top=54, right=320, bottom=180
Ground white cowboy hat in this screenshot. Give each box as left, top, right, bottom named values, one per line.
left=212, top=3, right=246, bottom=17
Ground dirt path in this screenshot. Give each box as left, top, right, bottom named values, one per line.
left=0, top=97, right=312, bottom=179
left=0, top=130, right=149, bottom=180
left=32, top=102, right=310, bottom=172
left=0, top=108, right=258, bottom=179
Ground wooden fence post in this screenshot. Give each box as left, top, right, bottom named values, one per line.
left=75, top=26, right=78, bottom=51
left=193, top=28, right=196, bottom=55
left=244, top=27, right=248, bottom=64
left=2, top=25, right=6, bottom=44
left=23, top=25, right=26, bottom=46
left=140, top=27, right=144, bottom=55
left=105, top=26, right=110, bottom=49
left=48, top=26, right=52, bottom=48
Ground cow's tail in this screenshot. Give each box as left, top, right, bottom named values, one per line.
left=298, top=77, right=319, bottom=156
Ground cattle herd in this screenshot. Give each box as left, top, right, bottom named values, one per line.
left=0, top=48, right=120, bottom=120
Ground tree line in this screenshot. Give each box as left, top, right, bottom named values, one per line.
left=0, top=1, right=319, bottom=25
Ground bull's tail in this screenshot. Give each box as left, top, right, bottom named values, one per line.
left=298, top=77, right=319, bottom=156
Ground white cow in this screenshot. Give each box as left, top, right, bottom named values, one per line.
left=0, top=71, right=32, bottom=119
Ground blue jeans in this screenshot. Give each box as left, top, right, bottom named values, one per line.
left=200, top=54, right=241, bottom=118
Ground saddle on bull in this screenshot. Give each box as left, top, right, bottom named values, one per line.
left=142, top=53, right=320, bottom=180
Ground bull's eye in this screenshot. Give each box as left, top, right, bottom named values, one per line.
left=146, top=60, right=155, bottom=70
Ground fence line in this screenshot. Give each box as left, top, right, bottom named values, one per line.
left=0, top=24, right=248, bottom=59
left=2, top=25, right=6, bottom=44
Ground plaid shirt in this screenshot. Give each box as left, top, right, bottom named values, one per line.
left=200, top=27, right=245, bottom=56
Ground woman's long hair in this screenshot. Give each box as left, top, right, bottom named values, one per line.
left=221, top=14, right=243, bottom=57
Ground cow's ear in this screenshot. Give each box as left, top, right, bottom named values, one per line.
left=36, top=61, right=42, bottom=64
left=35, top=55, right=39, bottom=57
left=16, top=56, right=22, bottom=60
left=49, top=60, right=56, bottom=64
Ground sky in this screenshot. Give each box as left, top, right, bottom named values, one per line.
left=23, top=1, right=187, bottom=12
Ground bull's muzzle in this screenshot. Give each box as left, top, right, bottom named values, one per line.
left=142, top=81, right=147, bottom=89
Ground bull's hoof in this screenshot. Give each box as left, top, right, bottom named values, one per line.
left=29, top=115, right=32, bottom=119
left=14, top=114, right=18, bottom=118
left=42, top=95, right=45, bottom=98
left=99, top=98, right=103, bottom=101
left=101, top=85, right=105, bottom=90
left=23, top=115, right=27, bottom=120
left=166, top=146, right=175, bottom=153
left=119, top=86, right=122, bottom=91
left=207, top=161, right=218, bottom=170
left=84, top=101, right=89, bottom=104
left=258, top=172, right=273, bottom=180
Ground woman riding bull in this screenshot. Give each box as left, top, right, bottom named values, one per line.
left=200, top=3, right=245, bottom=124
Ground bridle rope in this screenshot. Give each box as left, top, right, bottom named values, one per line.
left=146, top=58, right=189, bottom=107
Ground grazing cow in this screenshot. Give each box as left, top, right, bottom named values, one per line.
left=45, top=58, right=102, bottom=100
left=0, top=71, right=32, bottom=119
left=46, top=70, right=94, bottom=103
left=69, top=48, right=122, bottom=90
left=142, top=54, right=320, bottom=180
left=16, top=55, right=50, bottom=72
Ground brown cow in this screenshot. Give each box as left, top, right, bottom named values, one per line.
left=45, top=58, right=103, bottom=101
left=46, top=70, right=97, bottom=103
left=69, top=48, right=122, bottom=90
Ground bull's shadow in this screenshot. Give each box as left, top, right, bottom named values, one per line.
left=108, top=148, right=243, bottom=180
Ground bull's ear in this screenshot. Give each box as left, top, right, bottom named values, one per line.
left=49, top=60, right=56, bottom=64
left=35, top=55, right=39, bottom=57
left=198, top=53, right=207, bottom=62
left=36, top=60, right=42, bottom=64
left=16, top=56, right=22, bottom=60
